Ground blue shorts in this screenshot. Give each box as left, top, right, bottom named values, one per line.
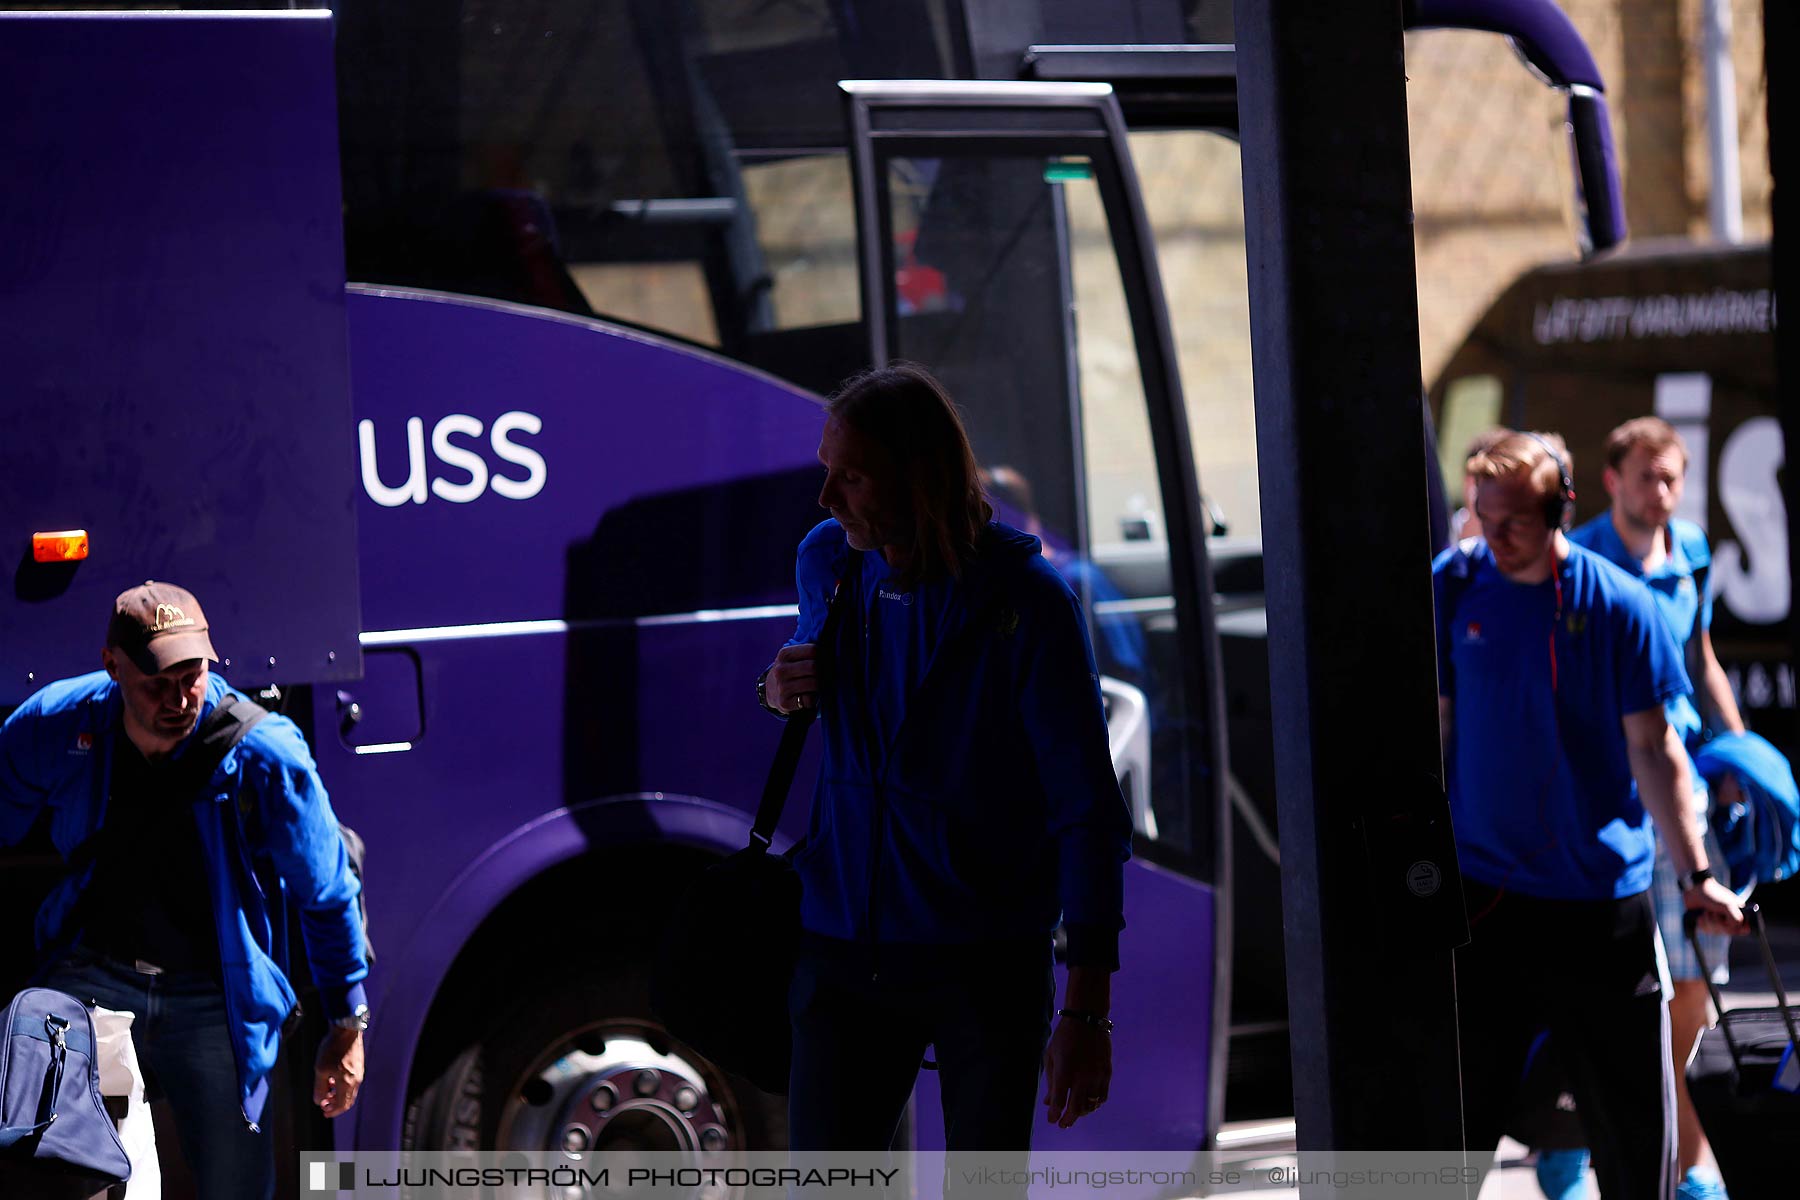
left=1652, top=782, right=1729, bottom=986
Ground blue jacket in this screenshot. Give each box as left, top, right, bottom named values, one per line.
left=1694, top=731, right=1800, bottom=890
left=1, top=671, right=369, bottom=1126
left=788, top=519, right=1131, bottom=968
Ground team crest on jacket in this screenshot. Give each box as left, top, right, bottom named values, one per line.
left=995, top=607, right=1020, bottom=637
left=70, top=731, right=93, bottom=755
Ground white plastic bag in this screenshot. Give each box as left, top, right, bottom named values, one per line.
left=90, top=1006, right=160, bottom=1200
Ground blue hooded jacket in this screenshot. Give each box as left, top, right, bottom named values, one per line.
left=1694, top=731, right=1800, bottom=891
left=0, top=671, right=369, bottom=1126
left=786, top=519, right=1131, bottom=968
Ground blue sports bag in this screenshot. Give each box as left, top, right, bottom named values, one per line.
left=0, top=987, right=131, bottom=1197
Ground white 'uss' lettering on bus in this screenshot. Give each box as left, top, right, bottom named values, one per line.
left=357, top=412, right=547, bottom=506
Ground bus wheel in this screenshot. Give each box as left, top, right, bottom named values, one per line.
left=403, top=958, right=785, bottom=1155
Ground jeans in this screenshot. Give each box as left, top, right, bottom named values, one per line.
left=787, top=934, right=1054, bottom=1197
left=40, top=947, right=274, bottom=1200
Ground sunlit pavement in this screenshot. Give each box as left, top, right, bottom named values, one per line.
left=1188, top=1130, right=1585, bottom=1198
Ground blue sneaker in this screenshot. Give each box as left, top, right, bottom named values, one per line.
left=1534, top=1148, right=1590, bottom=1200
left=1677, top=1167, right=1729, bottom=1200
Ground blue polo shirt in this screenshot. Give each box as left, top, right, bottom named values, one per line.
left=1568, top=514, right=1711, bottom=745
left=1434, top=540, right=1691, bottom=899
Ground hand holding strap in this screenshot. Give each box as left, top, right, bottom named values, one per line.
left=749, top=559, right=857, bottom=850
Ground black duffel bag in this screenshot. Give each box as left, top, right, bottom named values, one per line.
left=653, top=831, right=806, bottom=1095
left=652, top=570, right=853, bottom=1096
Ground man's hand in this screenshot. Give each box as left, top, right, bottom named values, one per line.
left=315, top=1027, right=365, bottom=1118
left=1043, top=1016, right=1112, bottom=1129
left=764, top=643, right=817, bottom=714
left=1684, top=876, right=1749, bottom=936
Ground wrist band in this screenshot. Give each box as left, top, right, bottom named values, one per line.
left=1057, top=1008, right=1114, bottom=1033
left=1678, top=866, right=1714, bottom=893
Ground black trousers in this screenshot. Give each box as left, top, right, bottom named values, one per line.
left=786, top=933, right=1054, bottom=1158
left=1456, top=882, right=1675, bottom=1200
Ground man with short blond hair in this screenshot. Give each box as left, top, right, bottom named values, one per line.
left=1566, top=415, right=1746, bottom=1200
left=1434, top=431, right=1745, bottom=1199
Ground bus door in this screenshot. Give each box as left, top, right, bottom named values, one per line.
left=841, top=80, right=1232, bottom=1151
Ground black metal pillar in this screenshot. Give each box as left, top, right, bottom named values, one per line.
left=1232, top=1, right=1469, bottom=1153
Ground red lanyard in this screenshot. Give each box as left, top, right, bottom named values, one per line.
left=1548, top=568, right=1563, bottom=694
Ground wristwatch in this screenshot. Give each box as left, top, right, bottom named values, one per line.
left=756, top=666, right=789, bottom=719
left=333, top=1004, right=371, bottom=1032
left=1677, top=866, right=1714, bottom=894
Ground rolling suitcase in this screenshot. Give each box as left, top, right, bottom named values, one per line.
left=1684, top=903, right=1800, bottom=1200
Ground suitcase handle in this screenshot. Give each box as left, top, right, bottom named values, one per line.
left=1684, top=902, right=1800, bottom=1072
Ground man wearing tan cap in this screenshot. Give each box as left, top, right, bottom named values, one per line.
left=0, top=582, right=370, bottom=1200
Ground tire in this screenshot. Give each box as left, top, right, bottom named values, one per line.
left=403, top=954, right=786, bottom=1158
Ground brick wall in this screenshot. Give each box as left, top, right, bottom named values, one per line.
left=1405, top=0, right=1773, bottom=381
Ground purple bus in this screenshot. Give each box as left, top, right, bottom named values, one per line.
left=0, top=0, right=1621, bottom=1179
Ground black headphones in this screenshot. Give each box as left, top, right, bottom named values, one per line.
left=1522, top=431, right=1575, bottom=530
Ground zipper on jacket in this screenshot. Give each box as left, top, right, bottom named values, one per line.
left=848, top=561, right=884, bottom=981
left=212, top=746, right=265, bottom=1131
left=855, top=562, right=1010, bottom=977
left=865, top=779, right=884, bottom=983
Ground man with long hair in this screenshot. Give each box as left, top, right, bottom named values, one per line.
left=759, top=362, right=1130, bottom=1153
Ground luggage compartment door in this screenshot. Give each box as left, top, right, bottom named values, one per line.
left=0, top=12, right=362, bottom=701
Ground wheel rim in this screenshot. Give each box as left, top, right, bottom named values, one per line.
left=496, top=1018, right=743, bottom=1159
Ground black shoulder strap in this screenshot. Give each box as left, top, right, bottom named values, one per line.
left=749, top=555, right=860, bottom=849
left=1686, top=553, right=1712, bottom=724
left=1690, top=558, right=1710, bottom=647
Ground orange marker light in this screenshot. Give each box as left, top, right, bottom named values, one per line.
left=32, top=530, right=89, bottom=563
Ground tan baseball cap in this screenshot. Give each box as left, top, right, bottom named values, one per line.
left=106, top=581, right=220, bottom=675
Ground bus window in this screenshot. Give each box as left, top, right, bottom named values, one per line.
left=740, top=156, right=860, bottom=329
left=889, top=157, right=1180, bottom=845
left=1132, top=129, right=1258, bottom=543
left=1062, top=166, right=1192, bottom=851
left=565, top=154, right=858, bottom=348
left=332, top=0, right=962, bottom=397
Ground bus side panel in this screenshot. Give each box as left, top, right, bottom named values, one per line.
left=324, top=616, right=823, bottom=989
left=331, top=290, right=832, bottom=1141
left=333, top=285, right=831, bottom=978
left=342, top=288, right=828, bottom=634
